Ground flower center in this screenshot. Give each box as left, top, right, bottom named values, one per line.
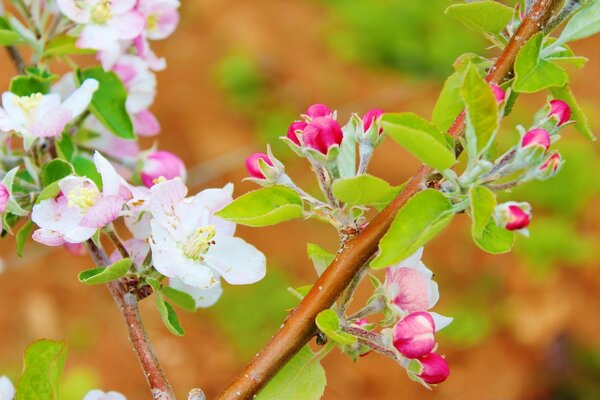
left=182, top=226, right=216, bottom=261
left=91, top=0, right=112, bottom=24
left=147, top=14, right=158, bottom=31
left=67, top=186, right=100, bottom=210
left=13, top=93, right=43, bottom=113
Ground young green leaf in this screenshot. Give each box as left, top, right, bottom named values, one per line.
left=72, top=155, right=103, bottom=188
left=56, top=133, right=76, bottom=162
left=41, top=159, right=73, bottom=186
left=371, top=189, right=454, bottom=268
left=432, top=70, right=465, bottom=132
left=315, top=309, right=357, bottom=345
left=462, top=63, right=498, bottom=154
left=9, top=75, right=50, bottom=96
left=160, top=285, right=196, bottom=312
left=216, top=185, right=304, bottom=227
left=76, top=67, right=135, bottom=140
left=307, top=243, right=335, bottom=276
left=78, top=258, right=132, bottom=285
left=256, top=346, right=326, bottom=400
left=473, top=218, right=515, bottom=254
left=381, top=113, right=455, bottom=172
left=156, top=294, right=185, bottom=336
left=16, top=220, right=34, bottom=257
left=554, top=0, right=600, bottom=47
left=0, top=28, right=23, bottom=46
left=445, top=1, right=514, bottom=46
left=550, top=85, right=596, bottom=141
left=332, top=174, right=399, bottom=207
left=337, top=115, right=359, bottom=178
left=43, top=35, right=95, bottom=58
left=16, top=340, right=68, bottom=400
left=514, top=33, right=569, bottom=93
left=36, top=182, right=61, bottom=203
left=469, top=186, right=496, bottom=237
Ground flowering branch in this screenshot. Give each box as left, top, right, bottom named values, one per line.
left=216, top=1, right=562, bottom=398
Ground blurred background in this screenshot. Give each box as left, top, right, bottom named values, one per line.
left=1, top=0, right=600, bottom=399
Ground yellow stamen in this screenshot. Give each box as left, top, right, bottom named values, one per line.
left=67, top=186, right=100, bottom=209
left=91, top=0, right=112, bottom=24
left=182, top=226, right=216, bottom=261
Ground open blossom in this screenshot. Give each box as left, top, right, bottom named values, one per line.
left=392, top=311, right=436, bottom=358
left=141, top=150, right=186, bottom=187
left=245, top=153, right=273, bottom=179
left=32, top=152, right=131, bottom=246
left=0, top=80, right=98, bottom=148
left=136, top=0, right=180, bottom=40
left=548, top=99, right=571, bottom=126
left=417, top=353, right=450, bottom=384
left=83, top=390, right=127, bottom=400
left=58, top=0, right=145, bottom=70
left=148, top=179, right=266, bottom=288
left=0, top=376, right=15, bottom=400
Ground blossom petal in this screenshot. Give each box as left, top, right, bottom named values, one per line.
left=30, top=105, right=72, bottom=137
left=79, top=195, right=124, bottom=228
left=62, top=79, right=99, bottom=119
left=0, top=376, right=15, bottom=400
left=111, top=11, right=146, bottom=40
left=93, top=152, right=130, bottom=198
left=148, top=179, right=188, bottom=231
left=56, top=0, right=91, bottom=23
left=133, top=110, right=161, bottom=136
left=169, top=277, right=223, bottom=308
left=204, top=236, right=266, bottom=285
left=32, top=229, right=67, bottom=246
left=429, top=312, right=453, bottom=332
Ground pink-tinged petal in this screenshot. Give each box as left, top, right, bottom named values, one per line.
left=204, top=236, right=266, bottom=285
left=505, top=205, right=530, bottom=230
left=245, top=153, right=272, bottom=179
left=79, top=195, right=124, bottom=228
left=0, top=183, right=8, bottom=214
left=305, top=103, right=333, bottom=118
left=417, top=353, right=450, bottom=384
left=62, top=79, right=99, bottom=118
left=429, top=312, right=453, bottom=332
left=286, top=121, right=307, bottom=145
left=124, top=210, right=152, bottom=240
left=521, top=128, right=550, bottom=151
left=77, top=24, right=119, bottom=52
left=539, top=151, right=562, bottom=172
left=169, top=277, right=223, bottom=308
left=143, top=1, right=180, bottom=40
left=133, top=110, right=161, bottom=136
left=141, top=151, right=186, bottom=188
left=32, top=193, right=84, bottom=233
left=63, top=242, right=87, bottom=256
left=109, top=238, right=149, bottom=266
left=302, top=117, right=343, bottom=154
left=148, top=179, right=188, bottom=230
left=548, top=99, right=571, bottom=126
left=392, top=312, right=436, bottom=359
left=387, top=267, right=431, bottom=313
left=110, top=0, right=137, bottom=14
left=362, top=109, right=384, bottom=133
left=32, top=229, right=67, bottom=246
left=30, top=106, right=72, bottom=137
left=490, top=84, right=505, bottom=104
left=93, top=152, right=130, bottom=198
left=111, top=11, right=146, bottom=40
left=56, top=0, right=90, bottom=23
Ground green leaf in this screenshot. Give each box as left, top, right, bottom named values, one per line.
left=432, top=70, right=465, bottom=132
left=16, top=340, right=67, bottom=400
left=43, top=35, right=95, bottom=58
left=315, top=309, right=357, bottom=345
left=461, top=63, right=499, bottom=154
left=554, top=0, right=600, bottom=46
left=473, top=218, right=515, bottom=254
left=371, top=189, right=454, bottom=268
left=16, top=220, right=33, bottom=257
left=256, top=346, right=326, bottom=400
left=332, top=174, right=399, bottom=207
left=550, top=85, right=596, bottom=141
left=41, top=159, right=73, bottom=187
left=160, top=285, right=196, bottom=312
left=156, top=294, right=185, bottom=336
left=381, top=113, right=455, bottom=171
left=469, top=186, right=496, bottom=236
left=9, top=75, right=50, bottom=96
left=0, top=28, right=24, bottom=46
left=56, top=133, right=76, bottom=162
left=78, top=258, right=132, bottom=285
left=76, top=67, right=134, bottom=140
left=72, top=155, right=103, bottom=188
left=445, top=1, right=514, bottom=45
left=216, top=185, right=304, bottom=227
left=36, top=182, right=61, bottom=203
left=307, top=243, right=335, bottom=276
left=513, top=33, right=569, bottom=93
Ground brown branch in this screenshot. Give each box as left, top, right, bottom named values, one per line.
left=85, top=240, right=175, bottom=400
left=216, top=1, right=561, bottom=399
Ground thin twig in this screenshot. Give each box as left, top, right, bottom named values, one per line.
left=215, top=1, right=561, bottom=399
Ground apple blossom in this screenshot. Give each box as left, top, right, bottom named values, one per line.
left=245, top=153, right=273, bottom=180
left=302, top=117, right=344, bottom=154
left=417, top=353, right=450, bottom=384
left=494, top=202, right=531, bottom=231
left=136, top=0, right=180, bottom=41
left=0, top=376, right=14, bottom=400
left=83, top=390, right=127, bottom=400
left=305, top=103, right=333, bottom=118
left=141, top=150, right=186, bottom=187
left=148, top=179, right=266, bottom=288
left=548, top=99, right=571, bottom=126
left=521, top=128, right=551, bottom=151
left=32, top=152, right=132, bottom=246
left=286, top=121, right=308, bottom=146
left=392, top=311, right=436, bottom=359
left=0, top=183, right=8, bottom=214
left=0, top=79, right=99, bottom=149
left=57, top=0, right=145, bottom=70
left=362, top=109, right=384, bottom=133
left=490, top=84, right=506, bottom=103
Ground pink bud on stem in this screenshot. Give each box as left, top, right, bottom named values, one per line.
left=521, top=128, right=551, bottom=152
left=490, top=84, right=506, bottom=104
left=392, top=312, right=436, bottom=359
left=302, top=117, right=344, bottom=154
left=305, top=103, right=333, bottom=118
left=245, top=153, right=273, bottom=179
left=286, top=121, right=308, bottom=145
left=548, top=100, right=571, bottom=126
left=141, top=151, right=187, bottom=188
left=417, top=353, right=450, bottom=384
left=362, top=109, right=385, bottom=134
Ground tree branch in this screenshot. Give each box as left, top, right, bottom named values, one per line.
left=85, top=240, right=175, bottom=400
left=216, top=1, right=561, bottom=399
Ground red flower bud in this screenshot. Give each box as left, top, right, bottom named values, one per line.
left=539, top=151, right=561, bottom=172
left=490, top=84, right=506, bottom=104
left=0, top=183, right=9, bottom=214
left=302, top=117, right=343, bottom=154
left=286, top=121, right=308, bottom=146
left=521, top=128, right=550, bottom=151
left=417, top=353, right=450, bottom=384
left=392, top=312, right=436, bottom=359
left=548, top=100, right=571, bottom=126
left=141, top=151, right=187, bottom=188
left=505, top=205, right=530, bottom=231
left=362, top=109, right=385, bottom=133
left=245, top=152, right=273, bottom=179
left=306, top=103, right=333, bottom=118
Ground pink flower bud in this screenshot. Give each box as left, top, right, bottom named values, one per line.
left=286, top=121, right=308, bottom=145
left=539, top=151, right=561, bottom=172
left=392, top=312, right=436, bottom=359
left=548, top=100, right=571, bottom=126
left=490, top=84, right=506, bottom=104
left=355, top=318, right=369, bottom=327
left=0, top=183, right=8, bottom=214
left=417, top=353, right=450, bottom=384
left=141, top=151, right=187, bottom=188
left=245, top=152, right=273, bottom=179
left=362, top=109, right=384, bottom=133
left=305, top=103, right=333, bottom=118
left=505, top=205, right=530, bottom=231
left=385, top=267, right=431, bottom=313
left=302, top=117, right=344, bottom=154
left=521, top=128, right=550, bottom=151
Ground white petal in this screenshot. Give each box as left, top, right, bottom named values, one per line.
left=83, top=389, right=127, bottom=400
left=0, top=376, right=15, bottom=400
left=398, top=247, right=423, bottom=269
left=204, top=237, right=266, bottom=285
left=169, top=277, right=223, bottom=308
left=429, top=312, right=453, bottom=332
left=148, top=179, right=187, bottom=232
left=32, top=229, right=67, bottom=246
left=2, top=92, right=27, bottom=127
left=172, top=258, right=216, bottom=288
left=56, top=0, right=91, bottom=23
left=428, top=280, right=440, bottom=309
left=93, top=151, right=129, bottom=197
left=62, top=79, right=99, bottom=118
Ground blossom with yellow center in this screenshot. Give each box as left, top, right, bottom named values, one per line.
left=12, top=93, right=43, bottom=113
left=91, top=0, right=112, bottom=24
left=182, top=225, right=216, bottom=261
left=67, top=186, right=100, bottom=209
